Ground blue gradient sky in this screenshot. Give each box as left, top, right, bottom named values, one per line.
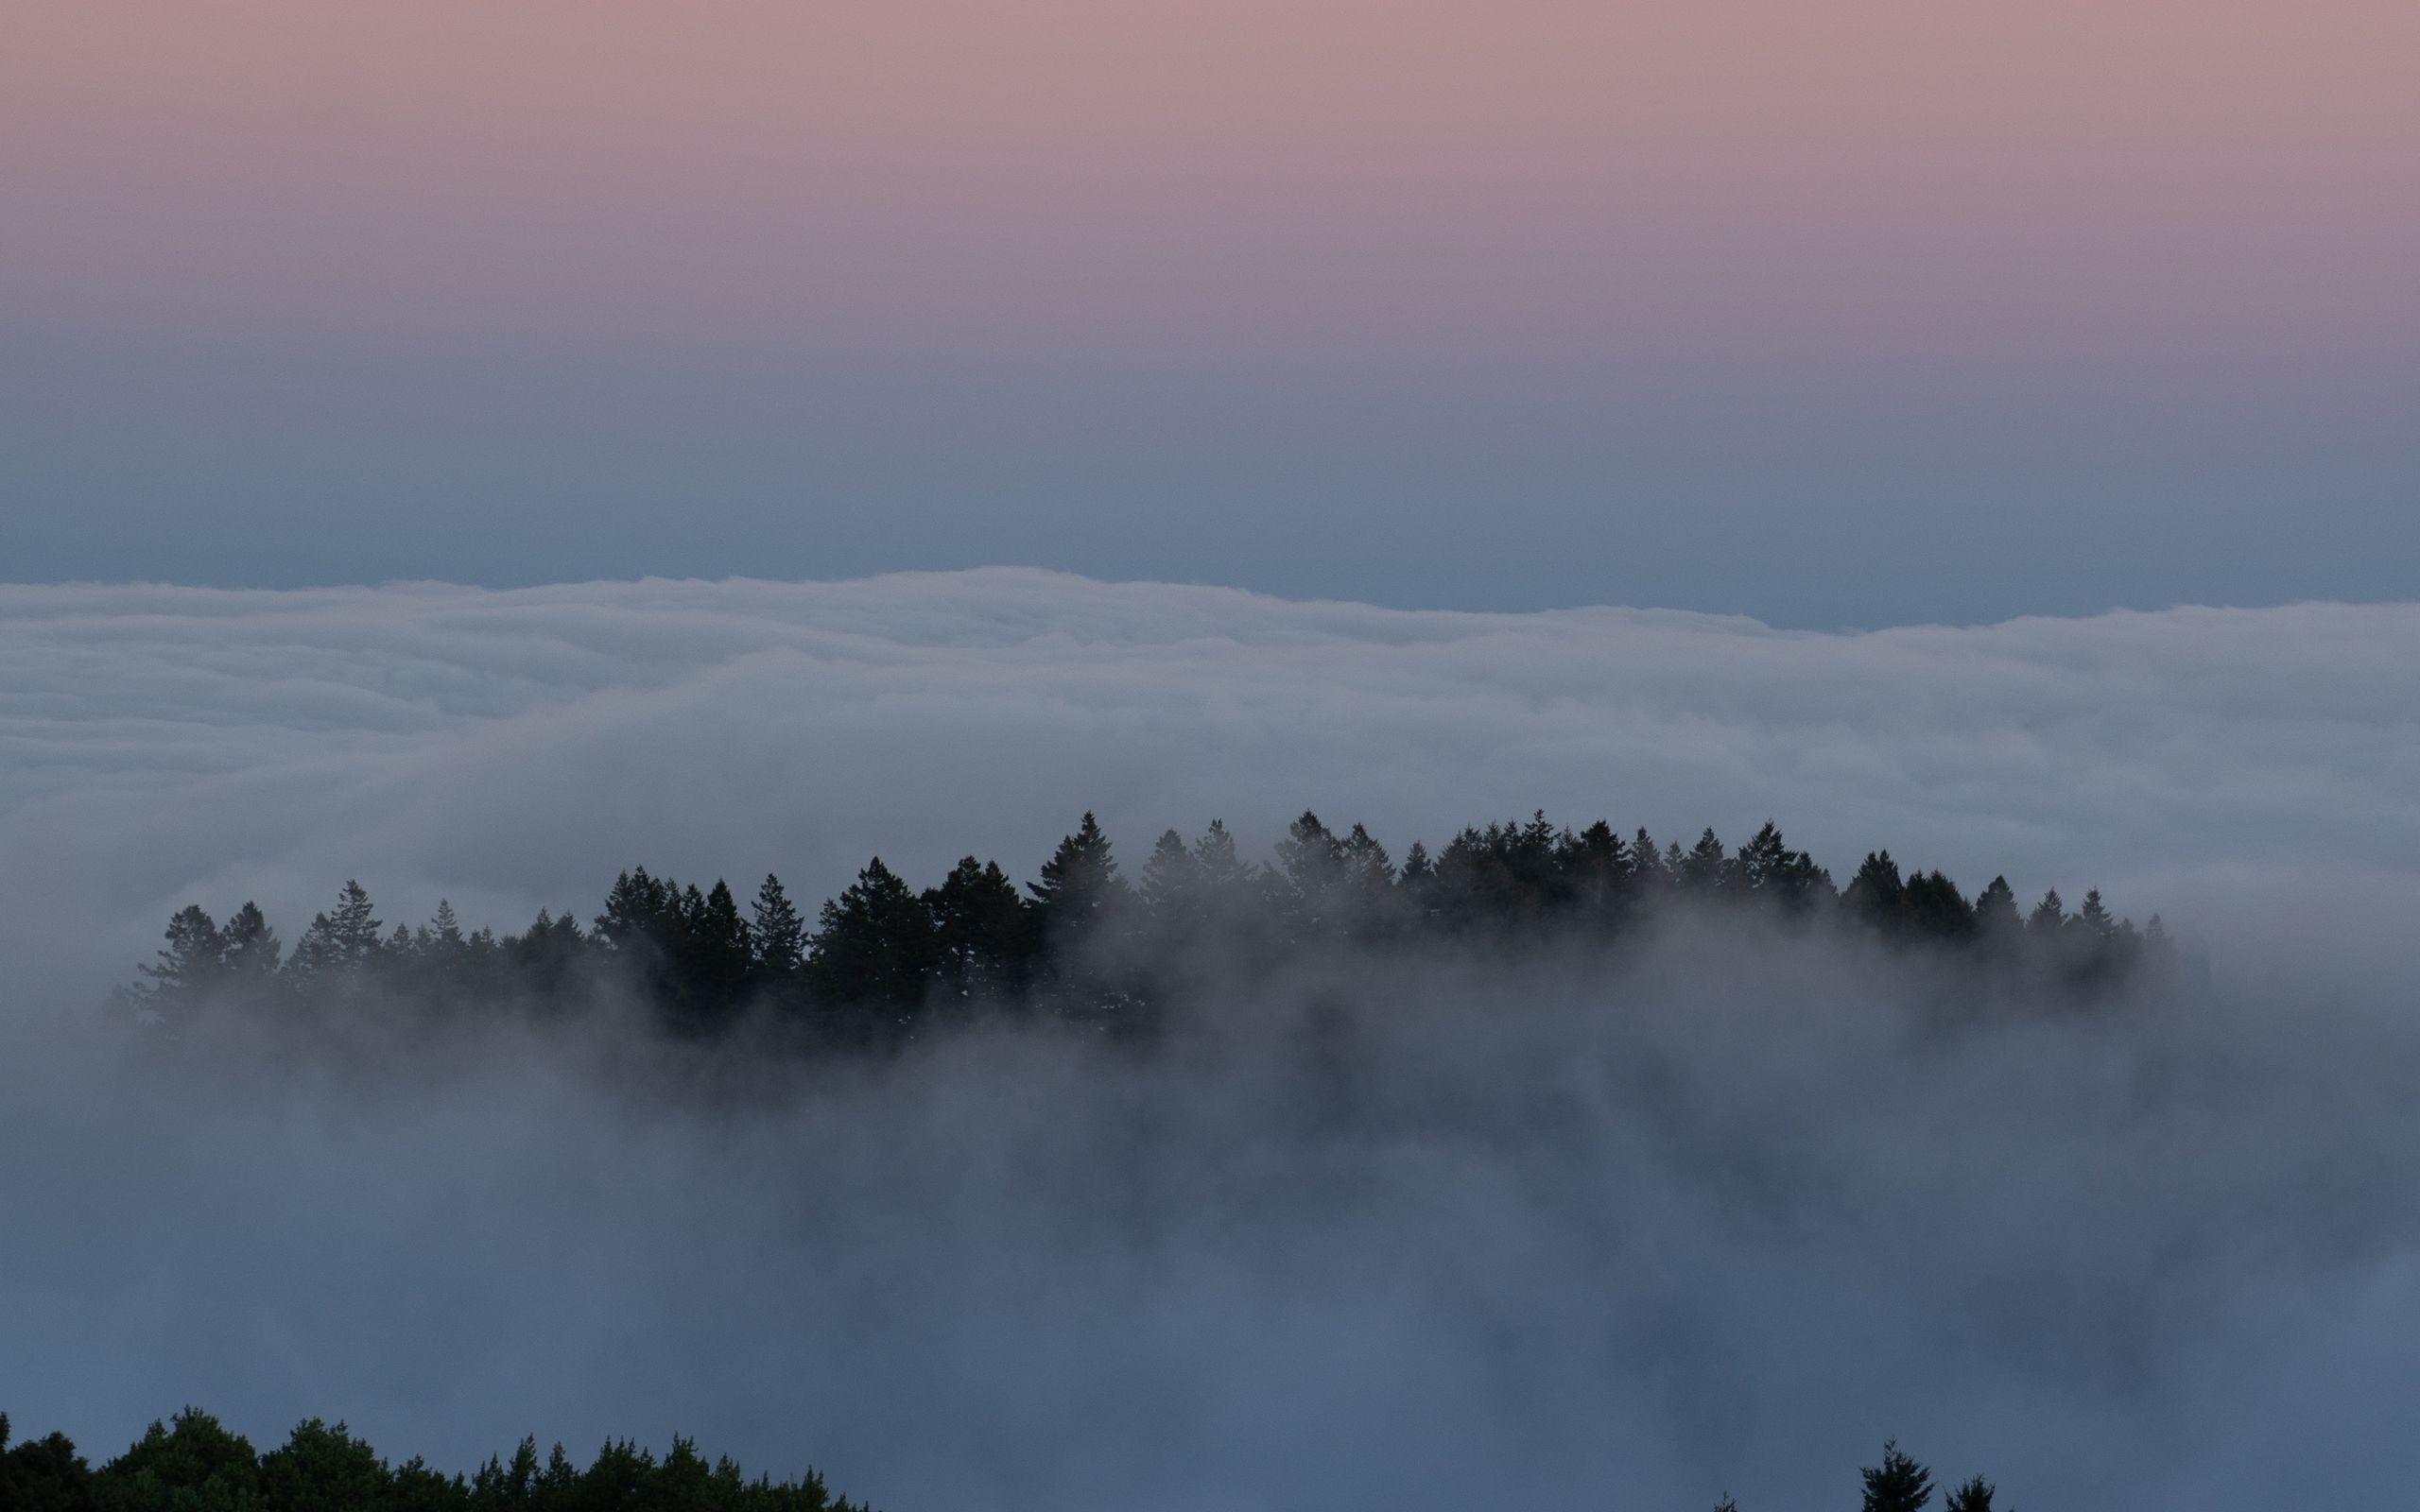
left=4, top=1, right=2412, bottom=627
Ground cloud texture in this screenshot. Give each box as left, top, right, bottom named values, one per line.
left=3, top=570, right=2413, bottom=1005
left=5, top=572, right=2420, bottom=1509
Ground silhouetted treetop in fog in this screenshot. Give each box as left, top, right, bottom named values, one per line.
left=128, top=806, right=2172, bottom=1046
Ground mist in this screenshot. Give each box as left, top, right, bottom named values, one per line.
left=6, top=909, right=2417, bottom=1509
left=6, top=574, right=2418, bottom=1508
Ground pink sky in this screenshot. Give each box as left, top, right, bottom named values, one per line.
left=7, top=0, right=2412, bottom=384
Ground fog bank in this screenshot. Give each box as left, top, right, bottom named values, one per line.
left=6, top=920, right=2418, bottom=1509
left=4, top=572, right=2416, bottom=1007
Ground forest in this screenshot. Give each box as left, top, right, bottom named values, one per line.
left=0, top=1409, right=867, bottom=1512
left=128, top=808, right=2171, bottom=1044
left=0, top=1410, right=1999, bottom=1511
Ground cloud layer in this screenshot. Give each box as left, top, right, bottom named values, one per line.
left=4, top=570, right=2415, bottom=1006
left=6, top=572, right=2420, bottom=1508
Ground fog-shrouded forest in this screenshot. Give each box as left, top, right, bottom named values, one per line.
left=124, top=807, right=2173, bottom=1046
left=22, top=799, right=2409, bottom=1512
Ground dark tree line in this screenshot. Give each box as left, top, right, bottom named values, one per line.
left=0, top=1408, right=867, bottom=1512
left=4, top=1412, right=1995, bottom=1512
left=1707, top=1439, right=1999, bottom=1512
left=130, top=808, right=2172, bottom=1043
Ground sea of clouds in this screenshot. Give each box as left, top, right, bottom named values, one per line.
left=4, top=572, right=2419, bottom=1511
left=4, top=569, right=2415, bottom=1005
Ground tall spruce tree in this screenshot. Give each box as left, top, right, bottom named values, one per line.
left=750, top=874, right=807, bottom=985
left=1028, top=813, right=1130, bottom=953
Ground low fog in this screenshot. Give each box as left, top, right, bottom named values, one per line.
left=7, top=919, right=2417, bottom=1509
left=5, top=574, right=2418, bottom=1508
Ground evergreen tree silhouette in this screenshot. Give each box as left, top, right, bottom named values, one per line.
left=750, top=874, right=807, bottom=986
left=1844, top=851, right=1906, bottom=933
left=138, top=905, right=226, bottom=1009
left=811, top=858, right=938, bottom=1025
left=1028, top=813, right=1130, bottom=954
left=925, top=856, right=1029, bottom=1004
left=1944, top=1473, right=1997, bottom=1512
left=1860, top=1440, right=1935, bottom=1512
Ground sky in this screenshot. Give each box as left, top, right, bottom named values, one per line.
left=5, top=1, right=2415, bottom=626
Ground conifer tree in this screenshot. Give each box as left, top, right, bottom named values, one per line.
left=1844, top=851, right=1907, bottom=932
left=1902, top=870, right=1975, bottom=942
left=1190, top=819, right=1255, bottom=918
left=139, top=905, right=227, bottom=1006
left=1631, top=827, right=1666, bottom=890
left=2028, top=888, right=2066, bottom=935
left=1139, top=828, right=1201, bottom=929
left=221, top=902, right=282, bottom=983
left=1860, top=1440, right=1935, bottom=1512
left=1028, top=812, right=1130, bottom=950
left=1680, top=826, right=1729, bottom=895
left=1272, top=810, right=1345, bottom=936
left=811, top=857, right=938, bottom=1014
left=1339, top=821, right=1394, bottom=904
left=1974, top=876, right=2021, bottom=944
left=683, top=879, right=755, bottom=1029
left=1562, top=818, right=1629, bottom=919
left=1944, top=1473, right=1996, bottom=1512
left=289, top=881, right=383, bottom=983
left=750, top=873, right=807, bottom=983
left=2079, top=887, right=2116, bottom=938
left=925, top=856, right=1029, bottom=1002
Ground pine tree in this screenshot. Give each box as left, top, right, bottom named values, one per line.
left=1631, top=827, right=1665, bottom=890
left=1843, top=851, right=1906, bottom=932
left=1679, top=826, right=1729, bottom=895
left=1562, top=818, right=1629, bottom=919
left=1736, top=820, right=1826, bottom=913
left=683, top=878, right=755, bottom=1030
left=811, top=857, right=938, bottom=1014
left=1944, top=1474, right=1996, bottom=1512
left=2079, top=887, right=2116, bottom=938
left=139, top=904, right=227, bottom=1006
left=1973, top=876, right=2020, bottom=944
left=1190, top=819, right=1256, bottom=919
left=1338, top=823, right=1395, bottom=918
left=1139, top=827, right=1201, bottom=930
left=925, top=856, right=1030, bottom=1002
left=1861, top=1440, right=1935, bottom=1512
left=1902, top=870, right=1975, bottom=942
left=2028, top=888, right=2066, bottom=935
left=1272, top=810, right=1345, bottom=936
left=290, top=881, right=383, bottom=983
left=1028, top=812, right=1130, bottom=952
left=750, top=873, right=807, bottom=983
left=221, top=901, right=283, bottom=983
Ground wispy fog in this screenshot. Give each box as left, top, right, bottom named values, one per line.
left=4, top=574, right=2416, bottom=1508
left=6, top=921, right=2416, bottom=1509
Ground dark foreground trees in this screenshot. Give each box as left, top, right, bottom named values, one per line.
left=128, top=805, right=2175, bottom=1045
left=1704, top=1441, right=1998, bottom=1512
left=0, top=1408, right=869, bottom=1512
